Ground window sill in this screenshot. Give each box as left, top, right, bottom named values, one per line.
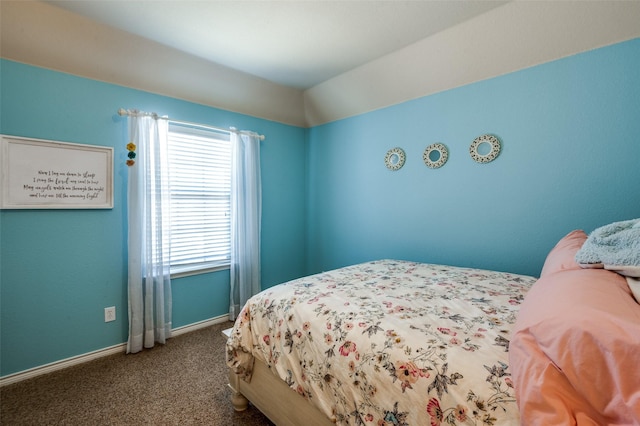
left=171, top=264, right=230, bottom=279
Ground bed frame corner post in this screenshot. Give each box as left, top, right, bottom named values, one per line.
left=228, top=370, right=249, bottom=412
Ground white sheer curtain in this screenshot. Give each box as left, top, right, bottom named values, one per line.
left=126, top=114, right=172, bottom=354
left=229, top=132, right=262, bottom=320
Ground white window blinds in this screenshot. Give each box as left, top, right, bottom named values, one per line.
left=167, top=123, right=232, bottom=276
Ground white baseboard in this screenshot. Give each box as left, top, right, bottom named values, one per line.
left=171, top=315, right=229, bottom=337
left=0, top=314, right=230, bottom=387
left=0, top=343, right=128, bottom=387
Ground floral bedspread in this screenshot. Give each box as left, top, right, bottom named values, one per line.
left=226, top=260, right=536, bottom=425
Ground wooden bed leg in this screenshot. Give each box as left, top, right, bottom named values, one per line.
left=228, top=371, right=249, bottom=412
left=230, top=387, right=249, bottom=412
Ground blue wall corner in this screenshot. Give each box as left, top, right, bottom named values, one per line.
left=305, top=38, right=640, bottom=277
left=2, top=38, right=639, bottom=377
left=0, top=60, right=307, bottom=376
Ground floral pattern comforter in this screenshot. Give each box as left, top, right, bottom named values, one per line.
left=226, top=260, right=536, bottom=425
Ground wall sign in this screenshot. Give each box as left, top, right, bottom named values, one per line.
left=1, top=135, right=113, bottom=209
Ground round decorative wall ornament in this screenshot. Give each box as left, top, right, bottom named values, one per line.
left=470, top=134, right=501, bottom=163
left=384, top=147, right=406, bottom=171
left=423, top=143, right=449, bottom=169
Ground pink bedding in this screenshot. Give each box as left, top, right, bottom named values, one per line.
left=510, top=231, right=640, bottom=425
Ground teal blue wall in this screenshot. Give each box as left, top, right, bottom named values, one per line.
left=0, top=60, right=307, bottom=376
left=2, top=39, right=640, bottom=378
left=306, top=38, right=640, bottom=277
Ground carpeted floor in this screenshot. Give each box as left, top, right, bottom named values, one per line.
left=0, top=321, right=274, bottom=425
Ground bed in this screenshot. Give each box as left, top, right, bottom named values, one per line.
left=225, top=259, right=537, bottom=425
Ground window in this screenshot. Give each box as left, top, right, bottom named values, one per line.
left=167, top=123, right=232, bottom=277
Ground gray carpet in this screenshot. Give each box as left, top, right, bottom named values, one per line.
left=0, top=321, right=274, bottom=425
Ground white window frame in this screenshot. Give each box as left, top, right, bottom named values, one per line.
left=167, top=123, right=232, bottom=278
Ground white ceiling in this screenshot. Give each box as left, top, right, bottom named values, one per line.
left=45, top=0, right=508, bottom=90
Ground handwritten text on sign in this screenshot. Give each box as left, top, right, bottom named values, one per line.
left=1, top=136, right=113, bottom=209
left=24, top=170, right=105, bottom=201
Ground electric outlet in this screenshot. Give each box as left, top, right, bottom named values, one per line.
left=104, top=306, right=116, bottom=322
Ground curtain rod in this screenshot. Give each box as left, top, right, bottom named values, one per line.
left=117, top=108, right=265, bottom=140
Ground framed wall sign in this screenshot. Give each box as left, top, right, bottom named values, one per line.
left=1, top=135, right=114, bottom=209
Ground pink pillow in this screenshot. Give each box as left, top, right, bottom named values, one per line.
left=539, top=230, right=587, bottom=277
